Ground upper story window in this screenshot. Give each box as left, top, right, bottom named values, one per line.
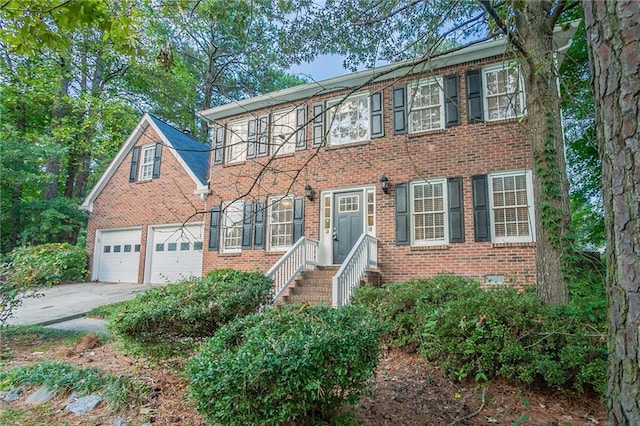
left=327, top=92, right=369, bottom=145
left=226, top=119, right=248, bottom=164
left=267, top=196, right=294, bottom=251
left=139, top=145, right=156, bottom=180
left=489, top=170, right=534, bottom=243
left=221, top=200, right=244, bottom=252
left=483, top=64, right=525, bottom=121
left=408, top=77, right=444, bottom=133
left=271, top=108, right=297, bottom=156
left=411, top=179, right=448, bottom=246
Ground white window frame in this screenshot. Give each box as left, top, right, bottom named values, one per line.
left=488, top=170, right=535, bottom=243
left=271, top=108, right=297, bottom=156
left=408, top=77, right=445, bottom=133
left=267, top=196, right=294, bottom=251
left=226, top=119, right=248, bottom=164
left=221, top=200, right=244, bottom=253
left=410, top=179, right=448, bottom=246
left=139, top=145, right=155, bottom=181
left=483, top=64, right=525, bottom=121
left=327, top=92, right=370, bottom=146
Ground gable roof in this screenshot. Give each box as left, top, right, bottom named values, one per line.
left=199, top=21, right=578, bottom=122
left=80, top=113, right=211, bottom=212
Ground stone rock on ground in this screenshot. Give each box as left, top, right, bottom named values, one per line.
left=66, top=394, right=103, bottom=414
left=3, top=389, right=23, bottom=402
left=25, top=386, right=55, bottom=405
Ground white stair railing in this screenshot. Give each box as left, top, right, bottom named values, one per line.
left=266, top=237, right=319, bottom=304
left=332, top=234, right=378, bottom=307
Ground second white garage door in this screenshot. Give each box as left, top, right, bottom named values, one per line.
left=148, top=223, right=204, bottom=284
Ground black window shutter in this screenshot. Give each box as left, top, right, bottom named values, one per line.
left=214, top=124, right=225, bottom=164
left=257, top=115, right=269, bottom=157
left=253, top=200, right=265, bottom=249
left=472, top=175, right=491, bottom=241
left=370, top=91, right=384, bottom=138
left=447, top=176, right=464, bottom=242
left=152, top=143, right=162, bottom=179
left=395, top=183, right=410, bottom=245
left=292, top=196, right=304, bottom=242
left=312, top=102, right=324, bottom=147
left=296, top=106, right=307, bottom=150
left=466, top=70, right=484, bottom=124
left=129, top=146, right=140, bottom=182
left=246, top=119, right=257, bottom=159
left=392, top=85, right=406, bottom=134
left=444, top=74, right=461, bottom=127
left=242, top=201, right=253, bottom=249
left=208, top=205, right=221, bottom=251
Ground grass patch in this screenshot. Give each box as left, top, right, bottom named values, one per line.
left=0, top=360, right=146, bottom=409
left=0, top=404, right=66, bottom=425
left=86, top=300, right=132, bottom=320
left=1, top=325, right=86, bottom=360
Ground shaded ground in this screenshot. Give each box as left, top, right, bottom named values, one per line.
left=1, top=333, right=605, bottom=425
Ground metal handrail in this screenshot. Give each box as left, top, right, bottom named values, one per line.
left=266, top=237, right=319, bottom=303
left=332, top=234, right=378, bottom=307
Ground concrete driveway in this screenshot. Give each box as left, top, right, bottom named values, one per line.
left=6, top=282, right=162, bottom=329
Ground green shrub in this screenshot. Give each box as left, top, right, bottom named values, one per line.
left=354, top=274, right=607, bottom=394
left=3, top=243, right=87, bottom=287
left=352, top=274, right=480, bottom=348
left=109, top=269, right=272, bottom=347
left=1, top=243, right=87, bottom=326
left=187, top=304, right=383, bottom=425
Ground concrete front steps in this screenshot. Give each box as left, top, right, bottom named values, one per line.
left=276, top=266, right=380, bottom=306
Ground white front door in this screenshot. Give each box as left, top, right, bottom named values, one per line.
left=148, top=223, right=204, bottom=283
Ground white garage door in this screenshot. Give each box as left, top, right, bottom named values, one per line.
left=148, top=223, right=204, bottom=284
left=96, top=228, right=141, bottom=283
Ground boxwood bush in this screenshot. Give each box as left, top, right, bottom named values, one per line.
left=353, top=274, right=607, bottom=394
left=109, top=269, right=272, bottom=346
left=187, top=304, right=383, bottom=425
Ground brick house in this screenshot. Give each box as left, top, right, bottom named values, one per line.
left=80, top=114, right=210, bottom=284
left=82, top=28, right=575, bottom=305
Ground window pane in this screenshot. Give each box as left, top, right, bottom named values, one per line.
left=412, top=182, right=445, bottom=244
left=491, top=173, right=531, bottom=240
left=328, top=94, right=370, bottom=145
left=268, top=197, right=294, bottom=250
left=180, top=242, right=190, bottom=251
left=124, top=245, right=132, bottom=253
left=156, top=243, right=164, bottom=251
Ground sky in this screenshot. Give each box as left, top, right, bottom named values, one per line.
left=288, top=54, right=353, bottom=82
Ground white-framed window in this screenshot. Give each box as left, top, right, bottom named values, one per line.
left=221, top=200, right=244, bottom=252
left=489, top=170, right=535, bottom=243
left=411, top=179, right=448, bottom=246
left=139, top=145, right=156, bottom=180
left=267, top=196, right=294, bottom=251
left=226, top=119, right=248, bottom=164
left=271, top=108, right=297, bottom=156
left=483, top=64, right=525, bottom=121
left=327, top=92, right=369, bottom=145
left=408, top=77, right=444, bottom=133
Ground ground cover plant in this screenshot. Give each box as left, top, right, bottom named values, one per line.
left=187, top=304, right=384, bottom=425
left=0, top=360, right=145, bottom=409
left=353, top=273, right=607, bottom=395
left=109, top=269, right=272, bottom=355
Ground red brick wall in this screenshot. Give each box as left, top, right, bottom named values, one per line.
left=202, top=56, right=537, bottom=286
left=86, top=125, right=208, bottom=283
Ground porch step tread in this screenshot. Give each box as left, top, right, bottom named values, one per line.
left=291, top=285, right=331, bottom=293
left=286, top=294, right=332, bottom=303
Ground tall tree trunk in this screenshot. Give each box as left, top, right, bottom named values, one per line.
left=45, top=56, right=71, bottom=200
left=512, top=1, right=573, bottom=304
left=583, top=1, right=640, bottom=424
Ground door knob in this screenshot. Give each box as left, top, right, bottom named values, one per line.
left=332, top=227, right=338, bottom=241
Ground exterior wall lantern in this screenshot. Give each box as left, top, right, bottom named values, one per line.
left=305, top=183, right=315, bottom=201
left=380, top=175, right=389, bottom=194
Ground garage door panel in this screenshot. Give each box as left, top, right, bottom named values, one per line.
left=97, top=229, right=141, bottom=283
left=149, top=224, right=203, bottom=283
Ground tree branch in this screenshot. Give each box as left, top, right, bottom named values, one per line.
left=477, top=0, right=527, bottom=56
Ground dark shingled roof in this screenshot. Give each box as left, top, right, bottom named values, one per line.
left=148, top=115, right=210, bottom=185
